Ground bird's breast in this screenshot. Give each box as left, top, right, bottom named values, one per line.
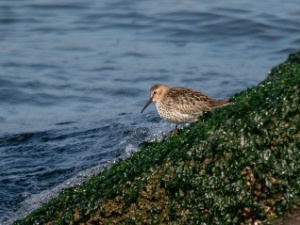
left=156, top=102, right=199, bottom=124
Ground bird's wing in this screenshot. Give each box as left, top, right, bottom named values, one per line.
left=163, top=87, right=213, bottom=114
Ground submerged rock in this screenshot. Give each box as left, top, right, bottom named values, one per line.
left=14, top=50, right=300, bottom=225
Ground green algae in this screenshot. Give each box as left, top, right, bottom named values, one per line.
left=14, top=50, right=300, bottom=225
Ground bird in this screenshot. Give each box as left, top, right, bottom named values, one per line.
left=141, top=84, right=231, bottom=135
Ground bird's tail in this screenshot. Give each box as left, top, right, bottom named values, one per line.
left=211, top=99, right=232, bottom=109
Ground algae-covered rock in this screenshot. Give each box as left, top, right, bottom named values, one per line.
left=14, top=50, right=300, bottom=225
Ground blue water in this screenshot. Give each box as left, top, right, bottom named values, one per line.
left=1, top=0, right=300, bottom=224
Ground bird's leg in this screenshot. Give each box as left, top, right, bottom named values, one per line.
left=171, top=124, right=178, bottom=136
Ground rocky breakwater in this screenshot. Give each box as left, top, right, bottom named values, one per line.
left=14, top=50, right=300, bottom=225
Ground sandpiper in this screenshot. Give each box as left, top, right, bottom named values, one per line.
left=141, top=84, right=231, bottom=134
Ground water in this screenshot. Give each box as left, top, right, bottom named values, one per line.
left=0, top=0, right=300, bottom=224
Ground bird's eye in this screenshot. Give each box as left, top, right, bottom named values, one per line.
left=153, top=91, right=157, bottom=95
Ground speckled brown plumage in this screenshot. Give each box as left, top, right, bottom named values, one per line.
left=141, top=84, right=230, bottom=125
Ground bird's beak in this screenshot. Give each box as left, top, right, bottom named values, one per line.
left=141, top=98, right=152, bottom=113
